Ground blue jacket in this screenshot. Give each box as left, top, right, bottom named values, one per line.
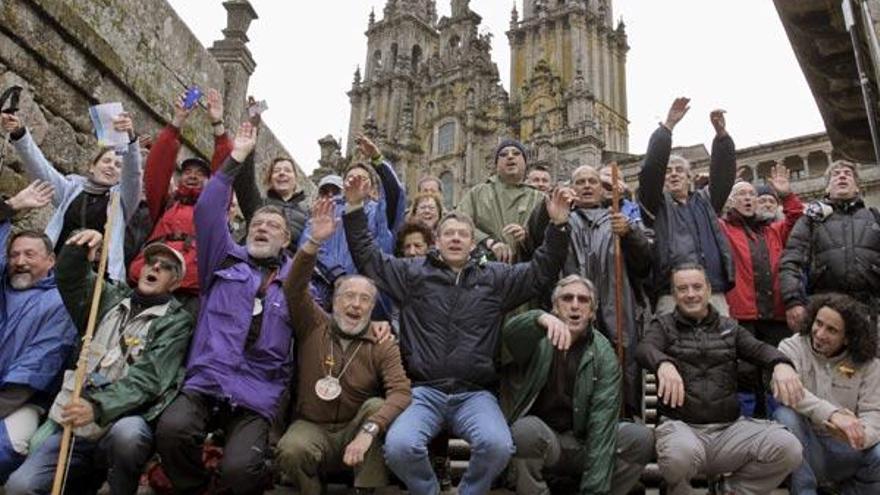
left=299, top=158, right=405, bottom=280
left=0, top=221, right=78, bottom=411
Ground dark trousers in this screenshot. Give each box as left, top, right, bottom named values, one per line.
left=737, top=319, right=790, bottom=418
left=155, top=390, right=270, bottom=495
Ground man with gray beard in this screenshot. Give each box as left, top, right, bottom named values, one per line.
left=156, top=122, right=296, bottom=494
left=0, top=180, right=77, bottom=482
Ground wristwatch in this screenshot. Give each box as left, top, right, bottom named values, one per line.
left=361, top=421, right=380, bottom=437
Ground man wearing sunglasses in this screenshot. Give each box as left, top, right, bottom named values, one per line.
left=7, top=233, right=192, bottom=495
left=500, top=274, right=653, bottom=495
left=525, top=164, right=652, bottom=417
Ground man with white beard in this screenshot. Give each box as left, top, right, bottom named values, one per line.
left=275, top=197, right=411, bottom=494
left=0, top=180, right=77, bottom=482
left=156, top=122, right=296, bottom=494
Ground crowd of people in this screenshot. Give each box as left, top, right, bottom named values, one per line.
left=0, top=90, right=877, bottom=495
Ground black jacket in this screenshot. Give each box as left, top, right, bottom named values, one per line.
left=638, top=126, right=736, bottom=295
left=232, top=155, right=308, bottom=248
left=344, top=206, right=569, bottom=393
left=779, top=197, right=880, bottom=307
left=636, top=307, right=791, bottom=424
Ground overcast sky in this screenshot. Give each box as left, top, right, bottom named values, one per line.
left=167, top=0, right=827, bottom=174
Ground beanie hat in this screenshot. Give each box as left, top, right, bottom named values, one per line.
left=494, top=139, right=528, bottom=165
left=755, top=184, right=778, bottom=199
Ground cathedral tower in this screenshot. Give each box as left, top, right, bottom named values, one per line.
left=508, top=0, right=628, bottom=175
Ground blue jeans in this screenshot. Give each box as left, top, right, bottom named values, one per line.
left=5, top=416, right=154, bottom=495
left=0, top=420, right=25, bottom=483
left=384, top=386, right=513, bottom=495
left=774, top=406, right=880, bottom=495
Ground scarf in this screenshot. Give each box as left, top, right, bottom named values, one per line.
left=129, top=290, right=171, bottom=317
left=81, top=177, right=112, bottom=195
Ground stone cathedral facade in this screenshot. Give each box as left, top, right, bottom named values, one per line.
left=314, top=0, right=629, bottom=206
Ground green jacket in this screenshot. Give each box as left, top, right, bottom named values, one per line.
left=56, top=245, right=194, bottom=427
left=500, top=310, right=621, bottom=495
left=456, top=175, right=543, bottom=258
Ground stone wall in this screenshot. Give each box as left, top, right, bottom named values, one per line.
left=0, top=0, right=310, bottom=229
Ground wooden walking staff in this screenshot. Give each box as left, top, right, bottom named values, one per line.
left=610, top=163, right=626, bottom=414
left=51, top=193, right=119, bottom=495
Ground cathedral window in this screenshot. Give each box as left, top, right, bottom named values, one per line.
left=372, top=50, right=382, bottom=73
left=440, top=171, right=455, bottom=207
left=438, top=122, right=456, bottom=155
left=412, top=45, right=423, bottom=73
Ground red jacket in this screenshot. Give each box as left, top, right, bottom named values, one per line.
left=128, top=126, right=232, bottom=294
left=720, top=193, right=803, bottom=321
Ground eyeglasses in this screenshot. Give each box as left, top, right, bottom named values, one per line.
left=558, top=293, right=592, bottom=304
left=416, top=203, right=439, bottom=212
left=146, top=257, right=178, bottom=273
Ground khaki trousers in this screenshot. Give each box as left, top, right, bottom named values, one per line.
left=276, top=397, right=387, bottom=494
left=655, top=417, right=802, bottom=495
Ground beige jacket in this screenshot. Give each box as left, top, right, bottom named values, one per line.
left=779, top=334, right=880, bottom=448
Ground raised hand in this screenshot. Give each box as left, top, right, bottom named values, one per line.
left=344, top=174, right=371, bottom=206
left=112, top=112, right=135, bottom=140
left=710, top=109, right=727, bottom=137
left=546, top=186, right=573, bottom=225
left=6, top=180, right=55, bottom=211
left=309, top=197, right=338, bottom=243
left=231, top=122, right=257, bottom=162
left=664, top=97, right=691, bottom=131
left=206, top=88, right=224, bottom=124
left=767, top=164, right=791, bottom=197
left=65, top=229, right=104, bottom=261
left=354, top=134, right=381, bottom=160
left=171, top=92, right=193, bottom=129
left=538, top=312, right=572, bottom=351
left=0, top=113, right=23, bottom=134
left=657, top=361, right=685, bottom=408
left=771, top=363, right=805, bottom=407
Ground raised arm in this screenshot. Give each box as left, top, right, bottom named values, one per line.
left=55, top=231, right=105, bottom=332
left=501, top=310, right=550, bottom=366
left=2, top=113, right=75, bottom=205
left=144, top=126, right=182, bottom=223
left=206, top=88, right=232, bottom=173
left=499, top=188, right=571, bottom=307
left=114, top=113, right=143, bottom=222
left=342, top=174, right=411, bottom=302
left=766, top=164, right=804, bottom=237
left=707, top=109, right=736, bottom=214
left=639, top=98, right=689, bottom=222
left=284, top=198, right=334, bottom=339
left=355, top=134, right=406, bottom=233
left=195, top=122, right=256, bottom=288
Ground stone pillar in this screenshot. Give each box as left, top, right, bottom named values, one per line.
left=208, top=0, right=258, bottom=128
left=800, top=154, right=811, bottom=177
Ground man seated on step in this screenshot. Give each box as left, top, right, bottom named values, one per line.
left=275, top=197, right=411, bottom=494
left=6, top=233, right=192, bottom=495
left=636, top=262, right=804, bottom=495
left=0, top=181, right=78, bottom=483
left=343, top=172, right=571, bottom=495
left=773, top=293, right=880, bottom=495
left=501, top=274, right=653, bottom=495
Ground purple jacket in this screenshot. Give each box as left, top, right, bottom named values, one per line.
left=184, top=169, right=294, bottom=421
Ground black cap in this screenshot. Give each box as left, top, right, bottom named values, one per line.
left=179, top=157, right=211, bottom=176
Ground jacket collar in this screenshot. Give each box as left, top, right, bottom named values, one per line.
left=267, top=188, right=305, bottom=205
left=672, top=304, right=720, bottom=330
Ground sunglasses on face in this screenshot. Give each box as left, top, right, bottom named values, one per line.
left=146, top=257, right=177, bottom=272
